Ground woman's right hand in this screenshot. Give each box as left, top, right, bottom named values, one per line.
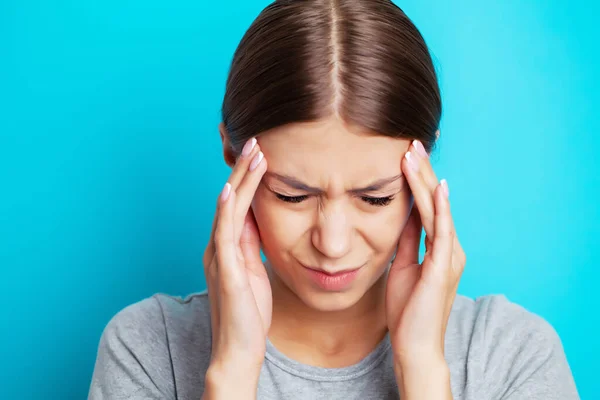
left=202, top=138, right=271, bottom=395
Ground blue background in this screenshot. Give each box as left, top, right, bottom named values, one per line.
left=1, top=0, right=598, bottom=398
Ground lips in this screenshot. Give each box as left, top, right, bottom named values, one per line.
left=300, top=262, right=364, bottom=291
left=304, top=266, right=361, bottom=276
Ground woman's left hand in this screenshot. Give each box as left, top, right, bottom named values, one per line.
left=385, top=139, right=466, bottom=400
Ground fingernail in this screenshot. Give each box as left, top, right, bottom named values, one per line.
left=405, top=151, right=419, bottom=172
left=241, top=138, right=257, bottom=157
left=249, top=151, right=264, bottom=172
left=440, top=179, right=449, bottom=198
left=220, top=182, right=231, bottom=202
left=413, top=140, right=429, bottom=158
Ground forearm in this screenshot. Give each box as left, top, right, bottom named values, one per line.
left=395, top=358, right=453, bottom=400
left=202, top=362, right=261, bottom=400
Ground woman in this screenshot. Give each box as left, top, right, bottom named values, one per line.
left=89, top=1, right=579, bottom=399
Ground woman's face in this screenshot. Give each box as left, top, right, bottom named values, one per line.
left=249, top=116, right=413, bottom=312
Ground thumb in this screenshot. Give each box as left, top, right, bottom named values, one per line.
left=393, top=204, right=422, bottom=267
left=239, top=209, right=264, bottom=273
left=386, top=263, right=420, bottom=325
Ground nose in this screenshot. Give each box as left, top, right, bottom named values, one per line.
left=311, top=202, right=351, bottom=259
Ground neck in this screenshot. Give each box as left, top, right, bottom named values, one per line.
left=267, top=267, right=389, bottom=368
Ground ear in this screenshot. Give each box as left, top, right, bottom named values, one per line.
left=219, top=122, right=236, bottom=167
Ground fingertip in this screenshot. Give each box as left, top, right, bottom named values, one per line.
left=434, top=182, right=449, bottom=215
left=403, top=151, right=420, bottom=175
left=433, top=181, right=454, bottom=240
left=218, top=183, right=236, bottom=219
left=220, top=182, right=232, bottom=203
left=440, top=179, right=449, bottom=198
left=214, top=184, right=237, bottom=255
left=256, top=153, right=268, bottom=175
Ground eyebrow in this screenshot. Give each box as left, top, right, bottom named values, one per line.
left=263, top=172, right=403, bottom=193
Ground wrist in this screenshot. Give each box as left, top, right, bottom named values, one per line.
left=394, top=358, right=452, bottom=400
left=204, top=360, right=263, bottom=400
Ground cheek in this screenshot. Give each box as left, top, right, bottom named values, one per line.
left=251, top=189, right=307, bottom=251
left=363, top=198, right=412, bottom=252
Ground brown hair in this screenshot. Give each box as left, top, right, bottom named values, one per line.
left=221, top=0, right=442, bottom=155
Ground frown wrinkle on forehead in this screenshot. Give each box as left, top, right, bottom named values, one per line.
left=262, top=171, right=405, bottom=194
left=256, top=116, right=411, bottom=193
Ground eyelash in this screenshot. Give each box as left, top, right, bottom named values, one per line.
left=275, top=194, right=309, bottom=204
left=362, top=196, right=394, bottom=206
left=274, top=193, right=394, bottom=207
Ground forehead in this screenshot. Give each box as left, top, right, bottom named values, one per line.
left=258, top=117, right=410, bottom=183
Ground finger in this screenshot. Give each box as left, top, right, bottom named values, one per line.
left=454, top=236, right=467, bottom=274
left=203, top=214, right=219, bottom=334
left=425, top=236, right=433, bottom=255
left=204, top=139, right=259, bottom=263
left=442, top=225, right=465, bottom=334
left=393, top=204, right=422, bottom=266
left=403, top=150, right=435, bottom=239
left=207, top=258, right=220, bottom=356
left=214, top=183, right=248, bottom=291
left=203, top=208, right=220, bottom=347
left=429, top=180, right=454, bottom=278
left=234, top=149, right=267, bottom=243
left=203, top=213, right=218, bottom=268
left=228, top=138, right=261, bottom=190
left=411, top=139, right=439, bottom=191
left=239, top=209, right=264, bottom=275
left=204, top=138, right=260, bottom=271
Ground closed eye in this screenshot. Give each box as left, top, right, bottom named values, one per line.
left=361, top=195, right=394, bottom=206
left=275, top=192, right=394, bottom=207
left=275, top=193, right=309, bottom=203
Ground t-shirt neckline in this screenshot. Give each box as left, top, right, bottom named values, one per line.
left=264, top=332, right=392, bottom=382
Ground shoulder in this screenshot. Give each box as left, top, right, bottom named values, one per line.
left=102, top=290, right=211, bottom=344
left=447, top=294, right=579, bottom=399
left=106, top=291, right=213, bottom=359
left=450, top=293, right=560, bottom=341
left=90, top=291, right=212, bottom=399
left=449, top=293, right=565, bottom=360
left=152, top=291, right=213, bottom=352
left=99, top=294, right=168, bottom=353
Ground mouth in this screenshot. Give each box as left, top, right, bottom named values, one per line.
left=300, top=262, right=365, bottom=291
left=303, top=266, right=362, bottom=276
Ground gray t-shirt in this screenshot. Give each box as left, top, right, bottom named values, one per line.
left=88, top=292, right=579, bottom=399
